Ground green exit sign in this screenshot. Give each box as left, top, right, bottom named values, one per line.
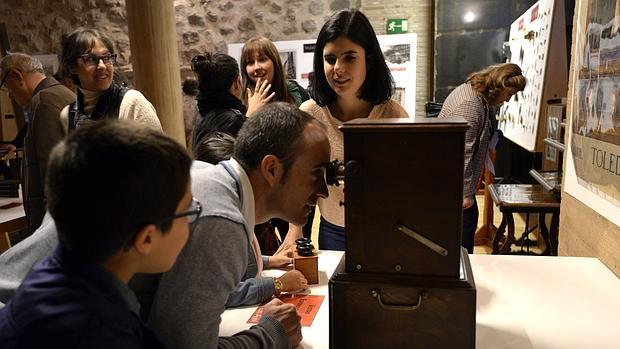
left=387, top=19, right=408, bottom=34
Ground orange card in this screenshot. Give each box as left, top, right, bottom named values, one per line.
left=248, top=294, right=325, bottom=327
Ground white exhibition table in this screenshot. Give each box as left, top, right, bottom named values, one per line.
left=0, top=190, right=26, bottom=252
left=220, top=251, right=620, bottom=349
left=0, top=191, right=25, bottom=226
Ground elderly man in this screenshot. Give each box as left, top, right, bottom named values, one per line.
left=149, top=102, right=331, bottom=349
left=0, top=53, right=74, bottom=233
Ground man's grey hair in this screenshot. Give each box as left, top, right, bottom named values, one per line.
left=0, top=53, right=45, bottom=76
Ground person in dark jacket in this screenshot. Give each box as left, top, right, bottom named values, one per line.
left=0, top=53, right=75, bottom=234
left=0, top=120, right=195, bottom=348
left=190, top=51, right=273, bottom=150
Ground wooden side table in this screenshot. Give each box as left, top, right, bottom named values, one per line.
left=489, top=184, right=560, bottom=255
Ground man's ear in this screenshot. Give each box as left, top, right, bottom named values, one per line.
left=132, top=224, right=158, bottom=255
left=260, top=154, right=282, bottom=187
left=10, top=69, right=24, bottom=83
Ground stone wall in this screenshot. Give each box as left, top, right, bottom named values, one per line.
left=0, top=0, right=429, bottom=115
left=0, top=0, right=351, bottom=78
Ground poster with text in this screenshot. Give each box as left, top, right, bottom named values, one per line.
left=565, top=0, right=620, bottom=226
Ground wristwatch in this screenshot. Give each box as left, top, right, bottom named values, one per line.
left=274, top=277, right=283, bottom=297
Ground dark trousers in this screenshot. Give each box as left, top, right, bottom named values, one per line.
left=462, top=197, right=478, bottom=254
left=318, top=217, right=345, bottom=251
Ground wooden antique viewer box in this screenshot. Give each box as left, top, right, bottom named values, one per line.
left=329, top=118, right=476, bottom=348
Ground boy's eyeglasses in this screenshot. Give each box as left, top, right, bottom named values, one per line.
left=190, top=55, right=207, bottom=72
left=78, top=53, right=117, bottom=67
left=167, top=197, right=202, bottom=225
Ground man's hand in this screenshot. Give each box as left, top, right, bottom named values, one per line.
left=262, top=298, right=302, bottom=347
left=276, top=224, right=304, bottom=255
left=278, top=270, right=308, bottom=293
left=267, top=247, right=294, bottom=268
left=247, top=78, right=275, bottom=116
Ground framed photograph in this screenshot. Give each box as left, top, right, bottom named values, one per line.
left=564, top=0, right=620, bottom=227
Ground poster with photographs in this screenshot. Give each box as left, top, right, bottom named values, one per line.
left=278, top=50, right=297, bottom=80
left=498, top=0, right=567, bottom=152
left=565, top=0, right=620, bottom=226
left=378, top=34, right=417, bottom=115
left=228, top=33, right=417, bottom=116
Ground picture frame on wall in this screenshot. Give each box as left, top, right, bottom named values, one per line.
left=564, top=0, right=620, bottom=227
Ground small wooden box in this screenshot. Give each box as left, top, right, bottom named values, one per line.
left=293, top=251, right=318, bottom=284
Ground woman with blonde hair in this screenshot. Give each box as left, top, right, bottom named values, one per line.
left=438, top=62, right=526, bottom=253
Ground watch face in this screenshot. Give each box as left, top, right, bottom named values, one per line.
left=274, top=279, right=282, bottom=296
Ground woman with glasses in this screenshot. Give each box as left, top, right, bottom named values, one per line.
left=59, top=28, right=161, bottom=132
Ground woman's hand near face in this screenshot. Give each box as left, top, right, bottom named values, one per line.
left=246, top=78, right=275, bottom=116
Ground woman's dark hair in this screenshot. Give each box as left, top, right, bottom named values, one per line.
left=310, top=9, right=393, bottom=107
left=182, top=77, right=199, bottom=96
left=240, top=37, right=294, bottom=105
left=192, top=52, right=239, bottom=93
left=60, top=28, right=116, bottom=86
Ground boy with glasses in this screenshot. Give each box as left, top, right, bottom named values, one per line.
left=0, top=120, right=194, bottom=348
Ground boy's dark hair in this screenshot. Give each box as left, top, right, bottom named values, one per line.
left=310, top=9, right=393, bottom=107
left=194, top=131, right=235, bottom=165
left=46, top=120, right=192, bottom=264
left=60, top=28, right=116, bottom=86
left=233, top=102, right=318, bottom=180
left=192, top=52, right=239, bottom=93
